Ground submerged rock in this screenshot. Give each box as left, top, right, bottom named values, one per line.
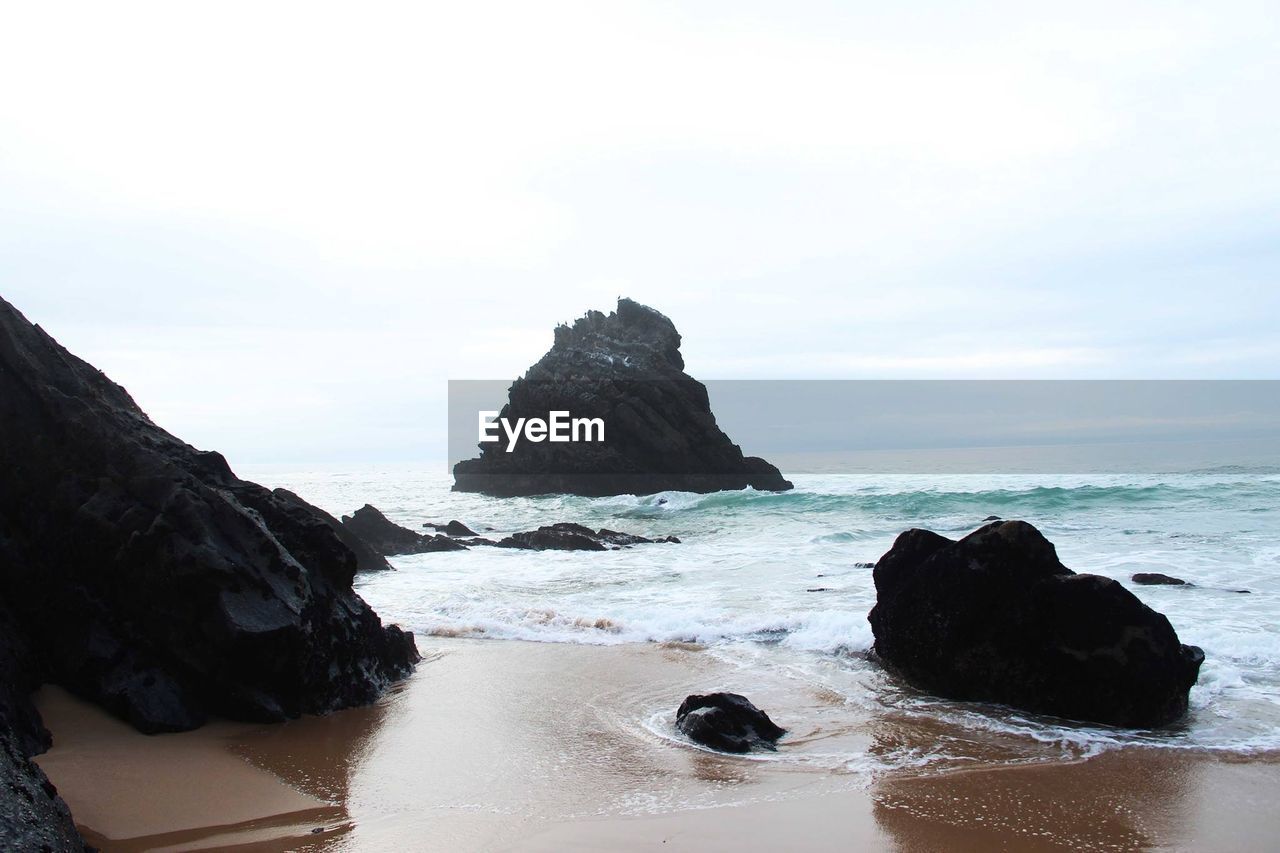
left=675, top=693, right=785, bottom=753
left=423, top=520, right=479, bottom=537
left=0, top=296, right=418, bottom=736
left=868, top=520, right=1204, bottom=728
left=495, top=523, right=677, bottom=551
left=346, top=511, right=674, bottom=555
left=443, top=520, right=477, bottom=537
left=1132, top=572, right=1191, bottom=586
left=341, top=505, right=467, bottom=555
left=453, top=298, right=792, bottom=497
left=1130, top=572, right=1251, bottom=594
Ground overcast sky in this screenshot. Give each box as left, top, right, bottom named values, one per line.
left=2, top=1, right=1277, bottom=464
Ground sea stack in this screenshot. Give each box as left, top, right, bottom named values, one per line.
left=0, top=295, right=419, bottom=739
left=453, top=298, right=793, bottom=496
left=868, top=520, right=1204, bottom=728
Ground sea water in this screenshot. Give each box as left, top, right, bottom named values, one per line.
left=245, top=463, right=1280, bottom=770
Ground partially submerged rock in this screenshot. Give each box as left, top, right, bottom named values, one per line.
left=496, top=523, right=678, bottom=551
left=1132, top=572, right=1191, bottom=586
left=341, top=505, right=467, bottom=555
left=1130, top=572, right=1251, bottom=594
left=453, top=298, right=792, bottom=496
left=676, top=693, right=785, bottom=753
left=0, top=296, right=418, bottom=736
left=868, top=520, right=1204, bottom=728
left=423, top=520, right=479, bottom=537
left=346, top=511, right=677, bottom=556
left=443, top=520, right=477, bottom=537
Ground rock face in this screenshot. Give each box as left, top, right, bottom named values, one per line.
left=0, top=296, right=419, bottom=737
left=675, top=693, right=785, bottom=753
left=0, top=604, right=86, bottom=852
left=281, top=489, right=390, bottom=573
left=341, top=505, right=467, bottom=555
left=869, top=520, right=1204, bottom=728
left=452, top=298, right=792, bottom=497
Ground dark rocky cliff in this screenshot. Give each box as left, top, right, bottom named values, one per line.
left=453, top=298, right=792, bottom=496
left=0, top=295, right=419, bottom=741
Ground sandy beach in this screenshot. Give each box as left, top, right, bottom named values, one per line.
left=32, top=638, right=1280, bottom=852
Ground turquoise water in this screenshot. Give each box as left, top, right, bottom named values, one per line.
left=247, top=465, right=1280, bottom=764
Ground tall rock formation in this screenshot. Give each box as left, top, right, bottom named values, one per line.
left=453, top=298, right=792, bottom=496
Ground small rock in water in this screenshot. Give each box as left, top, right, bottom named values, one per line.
left=443, top=520, right=477, bottom=537
left=1132, top=573, right=1192, bottom=586
left=983, top=515, right=1002, bottom=522
left=496, top=523, right=675, bottom=551
left=675, top=693, right=784, bottom=753
left=806, top=587, right=833, bottom=593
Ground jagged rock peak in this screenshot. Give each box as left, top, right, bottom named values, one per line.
left=539, top=297, right=684, bottom=375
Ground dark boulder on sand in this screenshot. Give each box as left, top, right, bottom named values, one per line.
left=676, top=693, right=785, bottom=753
left=341, top=505, right=467, bottom=555
left=869, top=520, right=1204, bottom=728
left=452, top=298, right=792, bottom=497
left=0, top=296, right=418, bottom=737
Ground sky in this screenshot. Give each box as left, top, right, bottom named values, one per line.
left=2, top=1, right=1278, bottom=465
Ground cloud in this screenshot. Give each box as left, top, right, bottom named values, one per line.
left=1, top=1, right=1277, bottom=462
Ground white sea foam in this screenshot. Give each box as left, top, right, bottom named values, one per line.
left=246, top=465, right=1280, bottom=759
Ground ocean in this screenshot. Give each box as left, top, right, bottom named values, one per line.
left=246, top=462, right=1280, bottom=780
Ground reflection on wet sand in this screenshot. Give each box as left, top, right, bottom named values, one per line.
left=870, top=728, right=1280, bottom=851
left=34, top=639, right=1280, bottom=852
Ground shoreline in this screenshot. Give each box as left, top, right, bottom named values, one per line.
left=36, top=638, right=1280, bottom=851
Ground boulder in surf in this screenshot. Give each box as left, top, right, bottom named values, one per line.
left=676, top=692, right=785, bottom=753
left=869, top=520, right=1204, bottom=728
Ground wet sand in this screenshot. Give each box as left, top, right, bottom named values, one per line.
left=34, top=639, right=1280, bottom=851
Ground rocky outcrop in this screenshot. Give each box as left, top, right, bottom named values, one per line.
left=278, top=489, right=390, bottom=572
left=0, top=296, right=418, bottom=737
left=452, top=298, right=792, bottom=496
left=341, top=505, right=467, bottom=555
left=675, top=693, right=785, bottom=753
left=868, top=520, right=1204, bottom=728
